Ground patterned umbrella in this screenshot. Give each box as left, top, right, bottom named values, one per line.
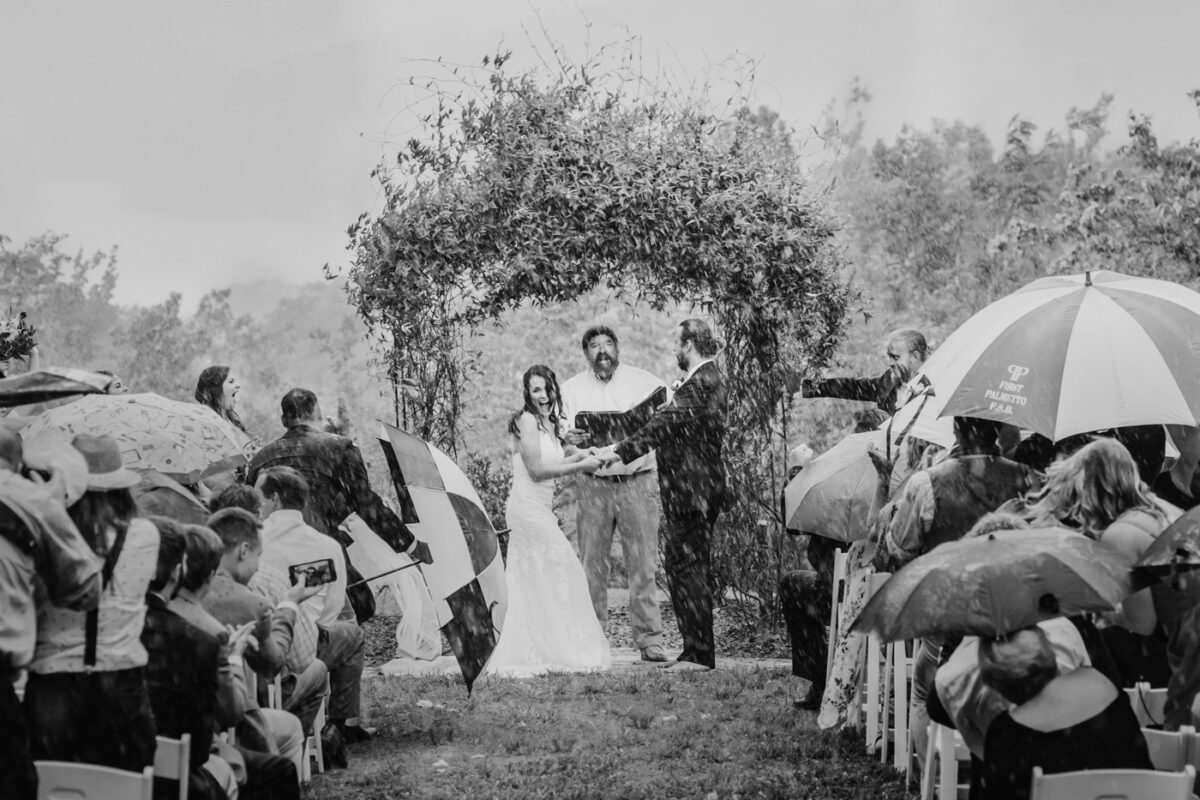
left=21, top=392, right=250, bottom=483
left=919, top=270, right=1200, bottom=441
left=850, top=528, right=1135, bottom=642
left=0, top=367, right=114, bottom=407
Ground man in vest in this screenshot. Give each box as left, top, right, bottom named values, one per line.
left=874, top=415, right=1038, bottom=764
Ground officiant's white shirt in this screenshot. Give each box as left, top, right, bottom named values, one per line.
left=562, top=363, right=665, bottom=476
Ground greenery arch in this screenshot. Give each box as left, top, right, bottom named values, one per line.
left=337, top=40, right=852, bottom=619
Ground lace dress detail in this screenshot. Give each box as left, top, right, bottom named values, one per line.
left=481, top=422, right=611, bottom=679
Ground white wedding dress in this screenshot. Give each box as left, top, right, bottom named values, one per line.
left=482, top=423, right=612, bottom=678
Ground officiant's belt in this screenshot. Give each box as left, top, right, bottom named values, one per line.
left=587, top=470, right=653, bottom=483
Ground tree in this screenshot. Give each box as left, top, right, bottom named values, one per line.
left=335, top=38, right=853, bottom=620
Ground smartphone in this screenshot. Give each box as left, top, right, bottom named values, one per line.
left=288, top=558, right=337, bottom=587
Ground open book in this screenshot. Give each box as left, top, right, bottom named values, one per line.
left=573, top=386, right=668, bottom=447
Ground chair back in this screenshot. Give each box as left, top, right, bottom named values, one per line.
left=154, top=734, right=191, bottom=800
left=1124, top=682, right=1168, bottom=728
left=826, top=548, right=851, bottom=681
left=1143, top=726, right=1189, bottom=771
left=35, top=761, right=154, bottom=800
left=1028, top=765, right=1194, bottom=800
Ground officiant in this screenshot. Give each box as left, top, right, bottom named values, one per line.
left=562, top=325, right=670, bottom=663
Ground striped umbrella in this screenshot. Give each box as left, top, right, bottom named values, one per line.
left=919, top=270, right=1200, bottom=441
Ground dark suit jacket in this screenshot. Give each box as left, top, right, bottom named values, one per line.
left=614, top=360, right=728, bottom=517
left=203, top=571, right=296, bottom=680
left=247, top=424, right=414, bottom=551
left=802, top=366, right=905, bottom=414
left=141, top=593, right=220, bottom=771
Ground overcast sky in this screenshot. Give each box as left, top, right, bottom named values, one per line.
left=4, top=0, right=1198, bottom=309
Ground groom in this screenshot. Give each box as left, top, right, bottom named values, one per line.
left=600, top=318, right=728, bottom=672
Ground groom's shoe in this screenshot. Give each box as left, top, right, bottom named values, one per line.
left=640, top=645, right=669, bottom=663
left=663, top=660, right=713, bottom=673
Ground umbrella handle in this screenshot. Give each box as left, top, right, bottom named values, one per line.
left=346, top=560, right=423, bottom=588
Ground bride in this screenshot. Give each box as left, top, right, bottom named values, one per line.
left=483, top=365, right=613, bottom=678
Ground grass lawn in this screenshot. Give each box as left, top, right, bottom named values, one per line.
left=305, top=666, right=912, bottom=800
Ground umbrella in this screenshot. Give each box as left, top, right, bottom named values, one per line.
left=20, top=392, right=250, bottom=483
left=784, top=430, right=885, bottom=542
left=377, top=422, right=506, bottom=693
left=1135, top=506, right=1200, bottom=578
left=918, top=270, right=1200, bottom=441
left=850, top=528, right=1135, bottom=642
left=0, top=367, right=114, bottom=407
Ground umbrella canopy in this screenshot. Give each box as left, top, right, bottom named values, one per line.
left=850, top=528, right=1135, bottom=642
left=784, top=430, right=885, bottom=543
left=20, top=392, right=250, bottom=483
left=918, top=270, right=1200, bottom=441
left=1135, top=506, right=1200, bottom=577
left=0, top=367, right=114, bottom=407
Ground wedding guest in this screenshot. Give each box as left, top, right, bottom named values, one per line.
left=1, top=428, right=99, bottom=800
left=205, top=507, right=328, bottom=736
left=561, top=324, right=669, bottom=662
left=1023, top=438, right=1178, bottom=687
left=246, top=389, right=432, bottom=617
left=133, top=469, right=211, bottom=525
left=778, top=442, right=840, bottom=709
left=140, top=516, right=237, bottom=800
left=255, top=466, right=372, bottom=743
left=780, top=328, right=930, bottom=415
left=196, top=365, right=249, bottom=435
left=973, top=626, right=1151, bottom=800
left=23, top=434, right=158, bottom=772
left=876, top=416, right=1038, bottom=763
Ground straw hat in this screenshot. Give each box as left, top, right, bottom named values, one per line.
left=71, top=433, right=139, bottom=491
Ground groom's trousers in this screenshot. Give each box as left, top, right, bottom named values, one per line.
left=662, top=498, right=721, bottom=668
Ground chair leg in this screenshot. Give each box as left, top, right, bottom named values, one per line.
left=920, top=722, right=937, bottom=800
left=881, top=642, right=893, bottom=765
left=937, top=725, right=956, bottom=799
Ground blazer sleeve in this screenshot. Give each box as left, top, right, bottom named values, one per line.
left=614, top=367, right=720, bottom=464
left=339, top=440, right=415, bottom=551
left=803, top=367, right=903, bottom=409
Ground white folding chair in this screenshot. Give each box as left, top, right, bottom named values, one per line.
left=301, top=675, right=329, bottom=783
left=920, top=722, right=970, bottom=800
left=1143, top=726, right=1192, bottom=771
left=267, top=673, right=284, bottom=710
left=1125, top=682, right=1169, bottom=728
left=35, top=761, right=154, bottom=800
left=1029, top=764, right=1194, bottom=800
left=864, top=571, right=891, bottom=757
left=153, top=733, right=192, bottom=800
left=826, top=548, right=850, bottom=682
left=892, top=639, right=913, bottom=774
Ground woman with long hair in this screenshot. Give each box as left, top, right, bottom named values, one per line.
left=1024, top=437, right=1173, bottom=685
left=23, top=434, right=160, bottom=771
left=195, top=365, right=247, bottom=434
left=482, top=365, right=611, bottom=678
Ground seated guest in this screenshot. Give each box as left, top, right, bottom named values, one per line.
left=133, top=469, right=211, bottom=525
left=255, top=466, right=373, bottom=742
left=173, top=524, right=305, bottom=787
left=1, top=428, right=100, bottom=800
left=974, top=626, right=1152, bottom=800
left=140, top=517, right=236, bottom=800
left=209, top=488, right=329, bottom=733
left=205, top=508, right=328, bottom=738
left=24, top=434, right=158, bottom=773
left=1023, top=438, right=1177, bottom=687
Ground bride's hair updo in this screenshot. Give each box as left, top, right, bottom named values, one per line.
left=507, top=365, right=565, bottom=442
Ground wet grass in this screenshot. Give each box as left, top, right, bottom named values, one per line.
left=305, top=668, right=913, bottom=800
